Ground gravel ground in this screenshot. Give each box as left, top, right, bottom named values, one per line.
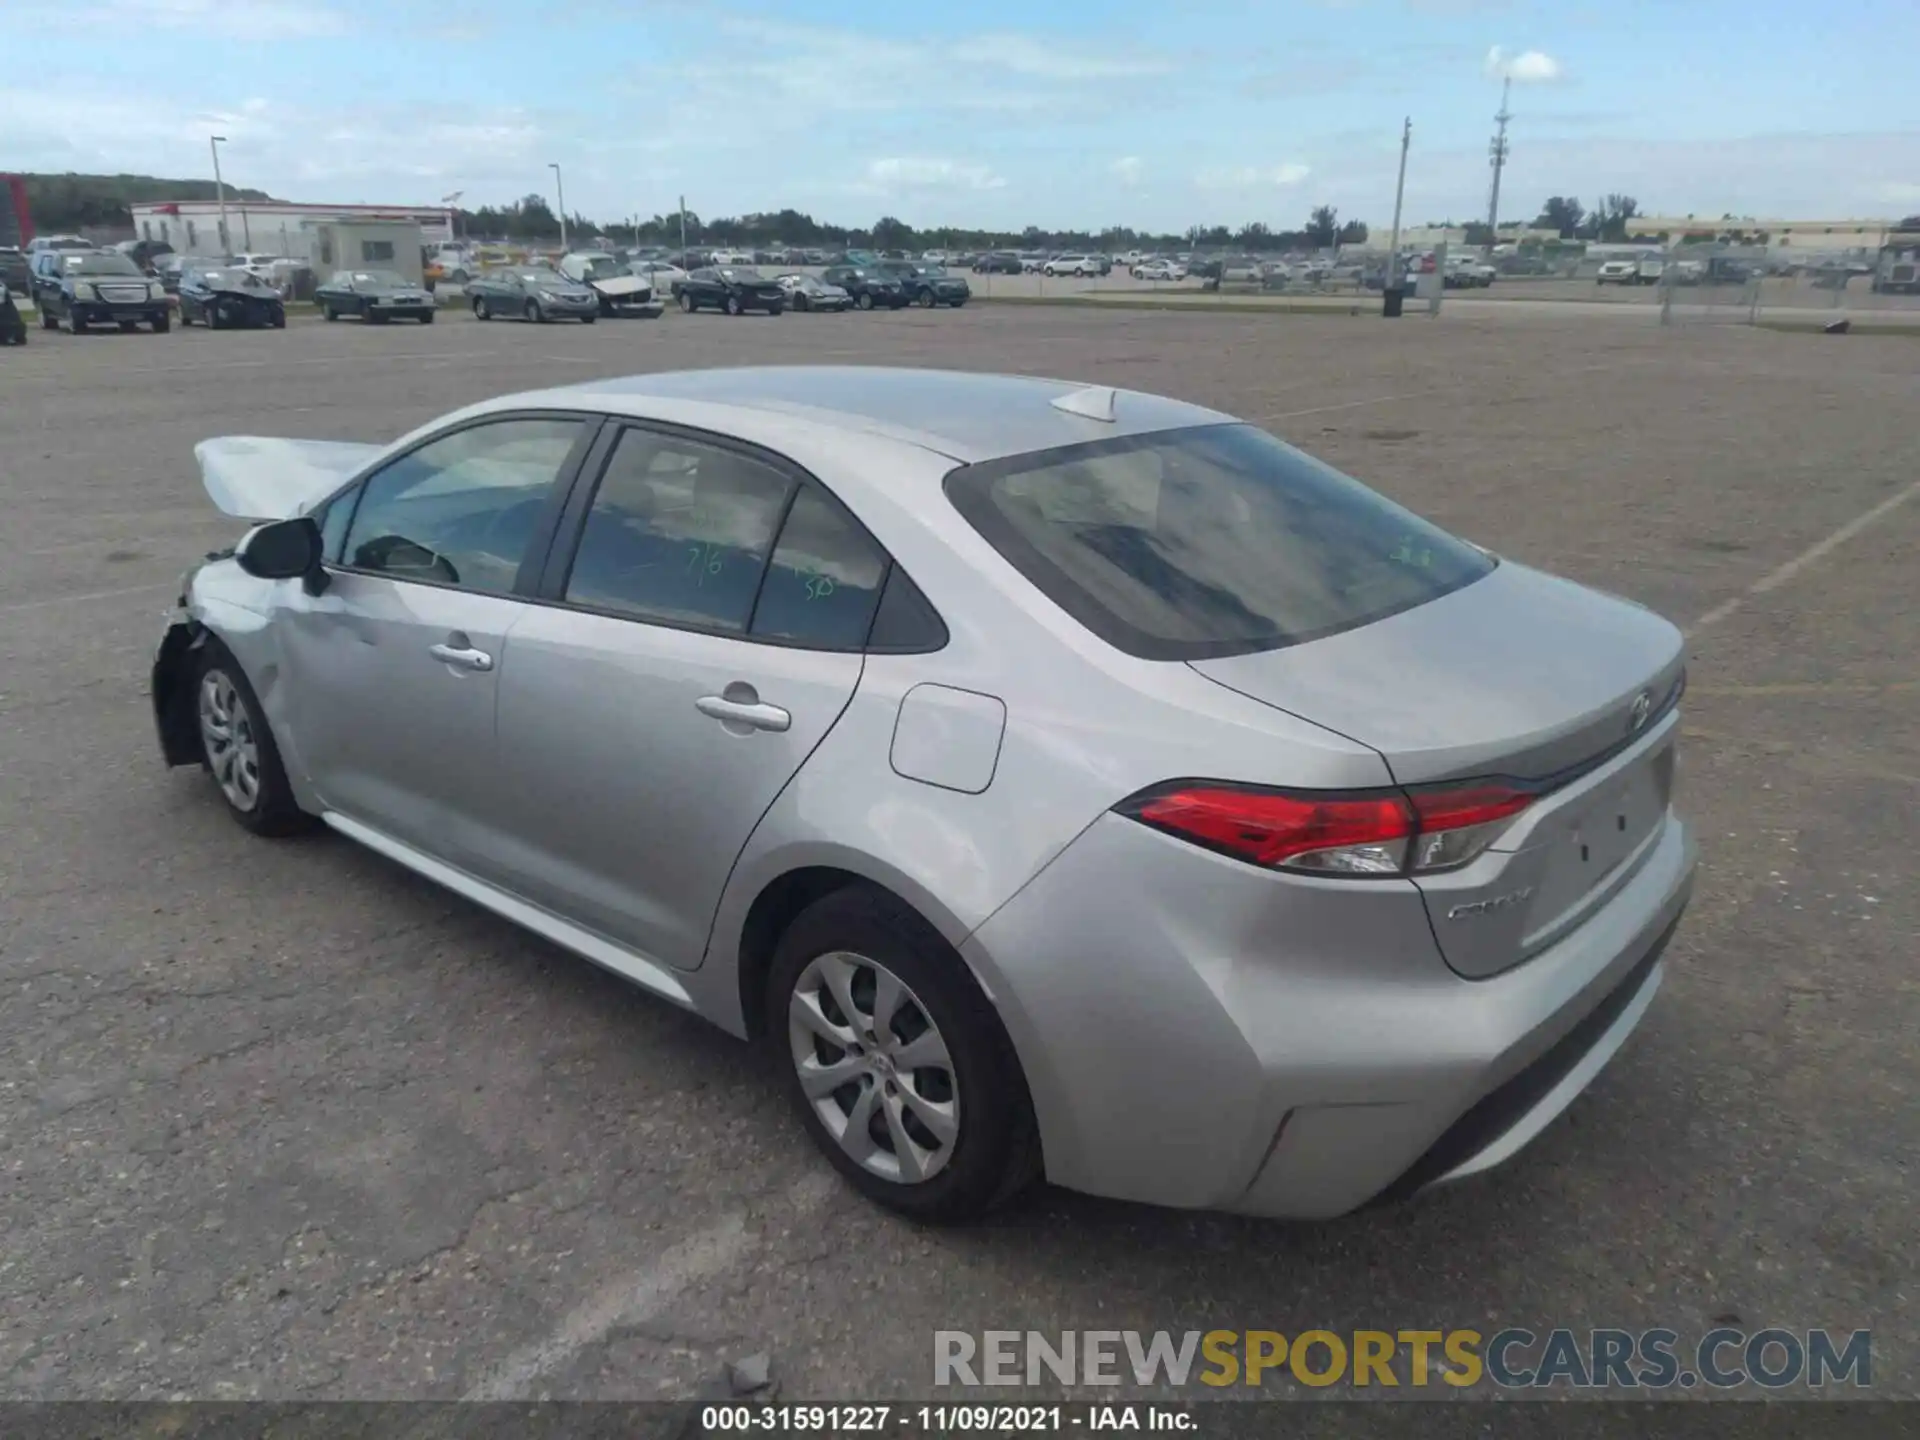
left=1, top=303, right=1915, bottom=1406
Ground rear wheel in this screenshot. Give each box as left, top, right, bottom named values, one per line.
left=472, top=295, right=490, bottom=320
left=767, top=887, right=1038, bottom=1222
left=194, top=642, right=315, bottom=838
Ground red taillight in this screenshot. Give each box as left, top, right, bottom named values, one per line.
left=1119, top=778, right=1537, bottom=877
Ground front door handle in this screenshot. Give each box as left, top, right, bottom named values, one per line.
left=696, top=693, right=791, bottom=732
left=428, top=642, right=493, bottom=673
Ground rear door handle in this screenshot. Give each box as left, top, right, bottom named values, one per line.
left=428, top=642, right=493, bottom=673
left=696, top=694, right=791, bottom=732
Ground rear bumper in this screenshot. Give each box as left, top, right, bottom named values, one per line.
left=963, top=807, right=1695, bottom=1218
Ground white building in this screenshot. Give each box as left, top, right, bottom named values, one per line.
left=127, top=199, right=453, bottom=262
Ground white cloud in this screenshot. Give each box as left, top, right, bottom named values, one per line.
left=866, top=157, right=1007, bottom=191
left=950, top=33, right=1172, bottom=80
left=30, top=0, right=352, bottom=38
left=1110, top=156, right=1144, bottom=187
left=1194, top=163, right=1312, bottom=191
left=1484, top=45, right=1563, bottom=83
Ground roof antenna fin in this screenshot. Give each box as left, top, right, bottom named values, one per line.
left=1050, top=385, right=1118, bottom=422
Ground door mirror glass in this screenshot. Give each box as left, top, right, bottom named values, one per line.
left=235, top=516, right=323, bottom=580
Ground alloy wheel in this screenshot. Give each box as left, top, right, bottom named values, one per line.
left=198, top=669, right=261, bottom=812
left=788, top=951, right=960, bottom=1185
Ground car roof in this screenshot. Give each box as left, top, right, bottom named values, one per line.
left=501, top=366, right=1234, bottom=465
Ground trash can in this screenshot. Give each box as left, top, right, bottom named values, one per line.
left=1382, top=286, right=1406, bottom=318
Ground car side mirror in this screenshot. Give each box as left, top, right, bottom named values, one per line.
left=235, top=515, right=324, bottom=582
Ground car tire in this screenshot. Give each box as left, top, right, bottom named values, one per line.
left=322, top=304, right=338, bottom=321
left=917, top=288, right=935, bottom=308
left=472, top=296, right=490, bottom=320
left=42, top=308, right=59, bottom=331
left=526, top=300, right=545, bottom=323
left=419, top=310, right=434, bottom=324
left=67, top=311, right=87, bottom=334
left=766, top=886, right=1039, bottom=1223
left=726, top=294, right=744, bottom=316
left=856, top=292, right=874, bottom=311
left=679, top=291, right=696, bottom=312
left=192, top=640, right=316, bottom=839
left=153, top=313, right=171, bottom=333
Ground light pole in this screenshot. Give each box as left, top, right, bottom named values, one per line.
left=1485, top=76, right=1512, bottom=258
left=549, top=163, right=567, bottom=251
left=1386, top=117, right=1410, bottom=297
left=210, top=135, right=230, bottom=258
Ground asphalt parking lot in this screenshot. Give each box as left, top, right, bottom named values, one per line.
left=2, top=304, right=1916, bottom=1404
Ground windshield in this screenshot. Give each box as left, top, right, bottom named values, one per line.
left=350, top=271, right=406, bottom=286
left=521, top=270, right=570, bottom=283
left=715, top=267, right=763, bottom=281
left=71, top=254, right=144, bottom=276
left=945, top=423, right=1494, bottom=661
left=197, top=269, right=259, bottom=287
left=580, top=257, right=624, bottom=279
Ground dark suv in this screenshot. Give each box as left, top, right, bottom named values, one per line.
left=34, top=249, right=171, bottom=333
left=821, top=264, right=907, bottom=310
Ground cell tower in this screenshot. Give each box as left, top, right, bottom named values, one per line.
left=1485, top=75, right=1512, bottom=255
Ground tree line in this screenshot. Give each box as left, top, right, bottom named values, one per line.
left=455, top=196, right=1369, bottom=251
left=19, top=173, right=275, bottom=233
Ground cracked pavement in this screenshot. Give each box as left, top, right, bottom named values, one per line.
left=1, top=305, right=1914, bottom=1401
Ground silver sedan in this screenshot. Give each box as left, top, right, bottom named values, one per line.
left=152, top=368, right=1695, bottom=1223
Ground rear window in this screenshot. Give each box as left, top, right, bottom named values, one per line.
left=944, top=423, right=1494, bottom=660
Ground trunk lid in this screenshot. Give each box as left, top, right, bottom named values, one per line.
left=1189, top=561, right=1686, bottom=977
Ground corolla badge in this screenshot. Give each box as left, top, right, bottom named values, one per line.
left=1628, top=690, right=1653, bottom=732
left=1448, top=887, right=1534, bottom=921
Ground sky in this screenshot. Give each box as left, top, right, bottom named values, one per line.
left=5, top=0, right=1918, bottom=232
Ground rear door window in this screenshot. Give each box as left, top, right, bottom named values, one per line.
left=944, top=423, right=1494, bottom=660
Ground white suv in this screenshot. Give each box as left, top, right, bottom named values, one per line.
left=1043, top=254, right=1099, bottom=277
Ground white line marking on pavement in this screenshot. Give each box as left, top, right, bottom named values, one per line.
left=1688, top=476, right=1920, bottom=635
left=461, top=1170, right=838, bottom=1400
left=0, top=582, right=174, bottom=614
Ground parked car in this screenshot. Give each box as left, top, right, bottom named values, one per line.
left=32, top=249, right=170, bottom=333
left=632, top=259, right=691, bottom=297
left=972, top=251, right=1022, bottom=275
left=558, top=251, right=663, bottom=317
left=177, top=266, right=288, bottom=329
left=116, top=238, right=176, bottom=270
left=426, top=244, right=477, bottom=285
left=876, top=262, right=970, bottom=308
left=315, top=269, right=438, bottom=324
left=0, top=285, right=27, bottom=346
left=1131, top=259, right=1186, bottom=281
left=465, top=267, right=598, bottom=323
left=775, top=273, right=852, bottom=312
left=27, top=234, right=96, bottom=255
left=150, top=253, right=188, bottom=295
left=1595, top=259, right=1641, bottom=286
left=0, top=246, right=31, bottom=295
left=1043, top=254, right=1100, bottom=278
left=1633, top=257, right=1666, bottom=286
left=228, top=253, right=285, bottom=281
left=822, top=265, right=907, bottom=311
left=677, top=266, right=786, bottom=315
left=155, top=366, right=1694, bottom=1223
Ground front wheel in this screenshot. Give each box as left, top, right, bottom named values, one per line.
left=679, top=291, right=695, bottom=312
left=472, top=296, right=491, bottom=320
left=768, top=887, right=1038, bottom=1222
left=917, top=288, right=935, bottom=308
left=726, top=294, right=744, bottom=316
left=527, top=300, right=546, bottom=323
left=193, top=642, right=315, bottom=838
left=856, top=292, right=874, bottom=311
